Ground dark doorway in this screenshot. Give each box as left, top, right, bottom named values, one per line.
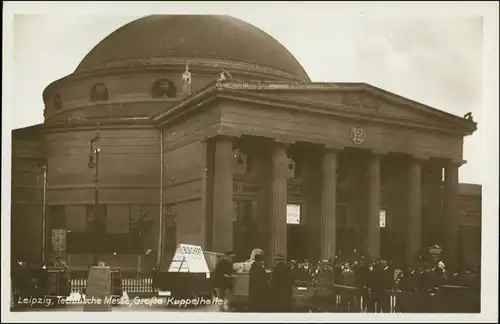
left=287, top=225, right=308, bottom=261
left=379, top=209, right=391, bottom=261
left=233, top=200, right=258, bottom=262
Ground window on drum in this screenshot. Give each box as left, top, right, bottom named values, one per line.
left=90, top=83, right=109, bottom=102
left=152, top=79, right=177, bottom=98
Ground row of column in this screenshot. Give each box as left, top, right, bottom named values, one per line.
left=320, top=150, right=462, bottom=266
left=210, top=135, right=462, bottom=267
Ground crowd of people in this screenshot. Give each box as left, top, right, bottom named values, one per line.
left=213, top=250, right=294, bottom=312
left=288, top=256, right=480, bottom=293
left=212, top=250, right=481, bottom=312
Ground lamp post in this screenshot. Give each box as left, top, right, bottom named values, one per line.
left=88, top=123, right=100, bottom=264
left=39, top=162, right=48, bottom=264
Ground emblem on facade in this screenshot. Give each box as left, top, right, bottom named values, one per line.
left=350, top=125, right=365, bottom=145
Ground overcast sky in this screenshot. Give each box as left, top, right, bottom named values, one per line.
left=4, top=2, right=498, bottom=185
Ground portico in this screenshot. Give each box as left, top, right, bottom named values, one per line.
left=166, top=81, right=476, bottom=269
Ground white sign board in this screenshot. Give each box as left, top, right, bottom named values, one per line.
left=287, top=204, right=301, bottom=224
left=379, top=209, right=387, bottom=228
left=168, top=244, right=210, bottom=273
left=52, top=229, right=67, bottom=252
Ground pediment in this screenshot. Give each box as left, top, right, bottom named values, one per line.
left=217, top=82, right=476, bottom=134
left=340, top=92, right=447, bottom=126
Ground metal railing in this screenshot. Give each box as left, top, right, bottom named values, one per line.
left=69, top=271, right=157, bottom=296
left=330, top=285, right=480, bottom=313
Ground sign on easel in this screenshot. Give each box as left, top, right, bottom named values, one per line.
left=52, top=229, right=67, bottom=252
left=168, top=244, right=210, bottom=273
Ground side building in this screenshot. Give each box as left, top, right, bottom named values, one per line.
left=458, top=183, right=481, bottom=269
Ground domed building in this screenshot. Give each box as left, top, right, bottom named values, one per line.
left=11, top=15, right=480, bottom=272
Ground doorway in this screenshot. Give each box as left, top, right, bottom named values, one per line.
left=287, top=224, right=309, bottom=261
left=379, top=208, right=396, bottom=262
left=286, top=203, right=308, bottom=261
left=233, top=200, right=258, bottom=262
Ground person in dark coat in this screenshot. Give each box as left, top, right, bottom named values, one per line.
left=269, top=254, right=294, bottom=312
left=368, top=260, right=390, bottom=313
left=248, top=253, right=269, bottom=312
left=213, top=251, right=235, bottom=311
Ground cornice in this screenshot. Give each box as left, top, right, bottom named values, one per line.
left=40, top=118, right=155, bottom=134
left=215, top=91, right=468, bottom=136
left=44, top=97, right=181, bottom=122
left=152, top=81, right=475, bottom=136
left=216, top=81, right=477, bottom=133
left=33, top=80, right=478, bottom=141
left=154, top=84, right=219, bottom=125
left=42, top=58, right=305, bottom=99
left=74, top=57, right=307, bottom=81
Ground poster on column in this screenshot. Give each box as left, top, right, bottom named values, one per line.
left=287, top=204, right=301, bottom=224
left=379, top=209, right=387, bottom=228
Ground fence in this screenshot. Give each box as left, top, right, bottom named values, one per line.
left=69, top=271, right=157, bottom=296
left=331, top=285, right=480, bottom=313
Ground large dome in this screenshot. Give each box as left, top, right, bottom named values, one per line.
left=75, top=15, right=310, bottom=81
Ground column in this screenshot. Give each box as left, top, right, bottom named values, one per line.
left=212, top=136, right=233, bottom=253
left=443, top=160, right=462, bottom=268
left=427, top=162, right=444, bottom=246
left=406, top=156, right=423, bottom=266
left=270, top=142, right=288, bottom=259
left=320, top=148, right=338, bottom=260
left=367, top=152, right=382, bottom=261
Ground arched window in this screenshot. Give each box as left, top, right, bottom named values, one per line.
left=53, top=94, right=62, bottom=110
left=152, top=79, right=176, bottom=98
left=90, top=83, right=108, bottom=102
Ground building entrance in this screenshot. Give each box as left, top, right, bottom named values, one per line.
left=287, top=224, right=308, bottom=261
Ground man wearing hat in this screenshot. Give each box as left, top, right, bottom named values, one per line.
left=269, top=254, right=293, bottom=312
left=213, top=251, right=235, bottom=311
left=248, top=253, right=268, bottom=312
